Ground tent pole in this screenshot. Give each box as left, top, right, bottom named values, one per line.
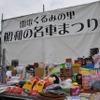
left=43, top=4, right=45, bottom=12
left=0, top=14, right=6, bottom=83
left=42, top=4, right=45, bottom=64
left=0, top=14, right=3, bottom=68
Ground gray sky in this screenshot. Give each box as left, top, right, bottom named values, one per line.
left=0, top=0, right=99, bottom=30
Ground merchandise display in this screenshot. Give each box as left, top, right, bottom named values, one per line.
left=1, top=49, right=100, bottom=100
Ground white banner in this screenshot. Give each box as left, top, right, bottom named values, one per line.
left=2, top=1, right=100, bottom=65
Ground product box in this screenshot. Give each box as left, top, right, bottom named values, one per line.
left=66, top=58, right=72, bottom=62
left=60, top=68, right=72, bottom=77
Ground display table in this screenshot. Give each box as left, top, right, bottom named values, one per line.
left=0, top=93, right=45, bottom=100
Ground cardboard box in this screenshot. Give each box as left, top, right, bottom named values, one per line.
left=35, top=68, right=44, bottom=78
left=72, top=67, right=80, bottom=74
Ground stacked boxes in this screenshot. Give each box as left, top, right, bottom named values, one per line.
left=65, top=58, right=72, bottom=68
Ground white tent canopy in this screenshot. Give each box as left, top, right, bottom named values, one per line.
left=2, top=1, right=100, bottom=66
